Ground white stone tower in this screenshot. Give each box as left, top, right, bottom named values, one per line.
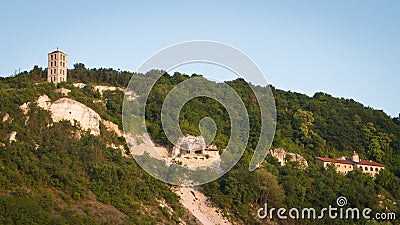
left=48, top=48, right=67, bottom=84
left=351, top=151, right=360, bottom=162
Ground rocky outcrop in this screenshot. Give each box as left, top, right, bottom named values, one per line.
left=2, top=113, right=10, bottom=122
left=73, top=83, right=86, bottom=88
left=73, top=83, right=127, bottom=96
left=102, top=120, right=123, bottom=137
left=19, top=102, right=30, bottom=115
left=94, top=85, right=124, bottom=96
left=7, top=131, right=17, bottom=143
left=36, top=95, right=51, bottom=109
left=50, top=98, right=101, bottom=135
left=270, top=148, right=308, bottom=169
left=37, top=95, right=101, bottom=136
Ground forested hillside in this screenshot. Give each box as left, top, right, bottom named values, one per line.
left=143, top=69, right=400, bottom=224
left=0, top=65, right=399, bottom=224
left=0, top=67, right=197, bottom=225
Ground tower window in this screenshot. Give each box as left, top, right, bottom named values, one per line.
left=51, top=55, right=53, bottom=60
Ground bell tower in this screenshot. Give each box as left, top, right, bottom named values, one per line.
left=351, top=151, right=360, bottom=162
left=48, top=48, right=67, bottom=84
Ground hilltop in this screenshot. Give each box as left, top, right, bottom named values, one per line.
left=0, top=64, right=399, bottom=224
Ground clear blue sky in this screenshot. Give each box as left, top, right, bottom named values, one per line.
left=0, top=1, right=399, bottom=117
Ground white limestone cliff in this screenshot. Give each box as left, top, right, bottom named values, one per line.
left=37, top=95, right=101, bottom=136
left=49, top=98, right=101, bottom=135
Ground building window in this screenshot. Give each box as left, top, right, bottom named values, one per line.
left=370, top=167, right=373, bottom=171
left=365, top=166, right=368, bottom=170
left=359, top=166, right=362, bottom=170
left=51, top=55, right=53, bottom=60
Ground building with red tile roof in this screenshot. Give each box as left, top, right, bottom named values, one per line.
left=315, top=152, right=384, bottom=177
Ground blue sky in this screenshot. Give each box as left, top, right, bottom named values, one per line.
left=0, top=1, right=399, bottom=117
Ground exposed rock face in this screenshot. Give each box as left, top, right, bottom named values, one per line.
left=270, top=148, right=308, bottom=169
left=8, top=131, right=17, bottom=143
left=73, top=83, right=86, bottom=88
left=2, top=113, right=10, bottom=122
left=37, top=95, right=101, bottom=136
left=94, top=85, right=124, bottom=96
left=73, top=83, right=129, bottom=97
left=36, top=95, right=51, bottom=109
left=102, top=120, right=123, bottom=137
left=19, top=102, right=30, bottom=115
left=125, top=89, right=139, bottom=101
left=49, top=98, right=101, bottom=135
left=174, top=187, right=232, bottom=225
